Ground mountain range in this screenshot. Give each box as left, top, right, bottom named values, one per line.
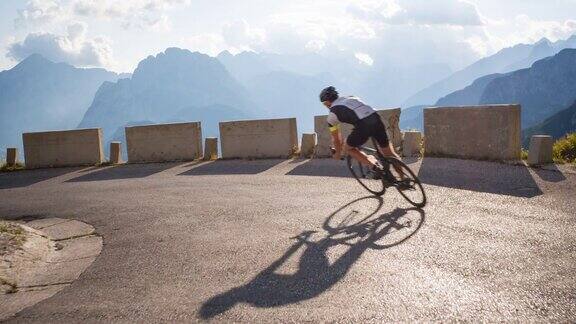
left=400, top=48, right=576, bottom=133
left=79, top=48, right=259, bottom=144
left=523, top=100, right=576, bottom=146
left=403, top=35, right=576, bottom=107
left=480, top=49, right=576, bottom=128
left=0, top=54, right=120, bottom=155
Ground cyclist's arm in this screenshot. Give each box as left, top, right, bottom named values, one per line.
left=327, top=112, right=342, bottom=160
left=331, top=129, right=343, bottom=160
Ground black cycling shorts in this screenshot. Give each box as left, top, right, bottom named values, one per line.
left=346, top=113, right=390, bottom=148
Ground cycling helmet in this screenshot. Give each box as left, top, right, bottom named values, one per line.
left=319, top=86, right=339, bottom=102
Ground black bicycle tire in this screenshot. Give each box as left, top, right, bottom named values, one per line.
left=346, top=155, right=386, bottom=196
left=385, top=157, right=427, bottom=208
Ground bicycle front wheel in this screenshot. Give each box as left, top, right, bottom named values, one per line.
left=347, top=156, right=386, bottom=196
left=386, top=157, right=427, bottom=208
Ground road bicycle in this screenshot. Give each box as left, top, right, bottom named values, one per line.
left=332, top=138, right=426, bottom=208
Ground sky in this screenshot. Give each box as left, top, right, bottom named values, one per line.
left=0, top=0, right=575, bottom=73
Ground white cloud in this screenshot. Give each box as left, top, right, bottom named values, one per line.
left=355, top=52, right=374, bottom=66
left=511, top=15, right=576, bottom=43
left=182, top=33, right=227, bottom=56
left=14, top=0, right=64, bottom=28
left=305, top=39, right=326, bottom=52
left=7, top=22, right=115, bottom=68
left=348, top=0, right=484, bottom=26
left=14, top=0, right=190, bottom=31
left=260, top=11, right=377, bottom=56
left=7, top=0, right=575, bottom=73
left=73, top=0, right=190, bottom=30
left=221, top=20, right=266, bottom=51
left=475, top=15, right=576, bottom=56
left=73, top=0, right=190, bottom=18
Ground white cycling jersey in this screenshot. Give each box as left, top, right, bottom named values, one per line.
left=327, top=96, right=376, bottom=131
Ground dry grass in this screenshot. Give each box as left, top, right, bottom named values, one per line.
left=521, top=148, right=529, bottom=161
left=0, top=221, right=26, bottom=256
left=553, top=133, right=576, bottom=164
left=0, top=162, right=25, bottom=172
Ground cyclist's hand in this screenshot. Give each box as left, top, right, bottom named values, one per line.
left=330, top=147, right=344, bottom=160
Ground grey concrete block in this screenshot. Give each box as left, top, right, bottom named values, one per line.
left=22, top=128, right=104, bottom=169
left=403, top=131, right=422, bottom=157
left=528, top=135, right=554, bottom=166
left=126, top=122, right=202, bottom=163
left=6, top=148, right=18, bottom=166
left=204, top=137, right=218, bottom=161
left=220, top=118, right=298, bottom=159
left=109, top=141, right=123, bottom=164
left=300, top=133, right=317, bottom=158
left=424, top=105, right=521, bottom=161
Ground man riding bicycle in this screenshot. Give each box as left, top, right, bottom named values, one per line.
left=319, top=86, right=403, bottom=176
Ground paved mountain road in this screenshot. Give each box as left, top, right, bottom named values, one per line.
left=0, top=158, right=574, bottom=322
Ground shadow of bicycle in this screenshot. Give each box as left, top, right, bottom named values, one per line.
left=199, top=196, right=425, bottom=319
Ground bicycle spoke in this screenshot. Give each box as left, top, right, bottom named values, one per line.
left=387, top=158, right=426, bottom=208
left=347, top=156, right=386, bottom=196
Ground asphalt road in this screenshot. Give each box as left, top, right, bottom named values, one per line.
left=0, top=158, right=575, bottom=322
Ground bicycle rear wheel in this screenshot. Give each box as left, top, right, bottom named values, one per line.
left=346, top=155, right=386, bottom=196
left=386, top=157, right=426, bottom=208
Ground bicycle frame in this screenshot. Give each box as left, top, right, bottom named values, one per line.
left=358, top=138, right=392, bottom=170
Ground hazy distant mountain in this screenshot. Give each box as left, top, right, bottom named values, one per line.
left=435, top=73, right=503, bottom=107
left=79, top=48, right=258, bottom=139
left=359, top=63, right=452, bottom=108
left=0, top=54, right=119, bottom=153
left=480, top=48, right=576, bottom=128
left=404, top=35, right=576, bottom=107
left=245, top=71, right=330, bottom=133
left=399, top=105, right=428, bottom=131
left=217, top=51, right=274, bottom=84
left=522, top=100, right=576, bottom=146
left=169, top=104, right=250, bottom=137
left=219, top=50, right=451, bottom=118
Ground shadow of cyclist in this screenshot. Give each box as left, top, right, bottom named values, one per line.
left=199, top=197, right=425, bottom=319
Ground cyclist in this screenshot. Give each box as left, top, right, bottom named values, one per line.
left=319, top=86, right=403, bottom=177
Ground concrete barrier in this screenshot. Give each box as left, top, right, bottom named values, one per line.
left=204, top=137, right=218, bottom=161
left=314, top=108, right=401, bottom=157
left=528, top=135, right=553, bottom=166
left=403, top=131, right=422, bottom=157
left=424, top=105, right=521, bottom=161
left=220, top=118, right=297, bottom=159
left=300, top=133, right=317, bottom=158
left=109, top=142, right=123, bottom=164
left=22, top=128, right=104, bottom=169
left=6, top=148, right=18, bottom=166
left=125, top=122, right=202, bottom=163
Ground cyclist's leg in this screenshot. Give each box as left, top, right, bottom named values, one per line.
left=346, top=144, right=376, bottom=166
left=378, top=142, right=400, bottom=159
left=372, top=121, right=406, bottom=178
left=346, top=127, right=377, bottom=167
left=378, top=143, right=406, bottom=179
